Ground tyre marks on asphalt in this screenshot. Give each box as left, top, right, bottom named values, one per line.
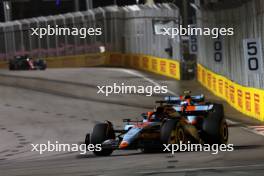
left=0, top=107, right=32, bottom=158
left=0, top=125, right=30, bottom=160
left=69, top=115, right=77, bottom=119
left=247, top=126, right=264, bottom=136
left=168, top=159, right=178, bottom=163
left=81, top=118, right=89, bottom=121
left=167, top=163, right=177, bottom=169
left=165, top=154, right=178, bottom=170
left=1, top=102, right=90, bottom=122
left=0, top=102, right=91, bottom=160
left=16, top=106, right=24, bottom=109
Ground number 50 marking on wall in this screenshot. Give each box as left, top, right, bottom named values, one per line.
left=243, top=38, right=264, bottom=73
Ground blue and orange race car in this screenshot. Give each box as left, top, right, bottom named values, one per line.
left=85, top=91, right=228, bottom=156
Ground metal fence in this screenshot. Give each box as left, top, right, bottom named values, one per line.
left=0, top=3, right=180, bottom=62
left=197, top=0, right=264, bottom=89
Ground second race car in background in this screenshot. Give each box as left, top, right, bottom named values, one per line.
left=9, top=55, right=47, bottom=70
left=85, top=91, right=229, bottom=156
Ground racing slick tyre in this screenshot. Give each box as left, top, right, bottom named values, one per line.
left=85, top=133, right=90, bottom=147
left=160, top=119, right=178, bottom=144
left=90, top=123, right=115, bottom=156
left=202, top=104, right=228, bottom=144
left=41, top=65, right=47, bottom=70
left=161, top=119, right=188, bottom=145
left=37, top=60, right=47, bottom=70
left=9, top=63, right=15, bottom=70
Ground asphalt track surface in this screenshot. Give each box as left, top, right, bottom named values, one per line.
left=0, top=67, right=263, bottom=176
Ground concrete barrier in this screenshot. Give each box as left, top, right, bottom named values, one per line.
left=0, top=52, right=181, bottom=80
left=0, top=53, right=106, bottom=69
left=198, top=64, right=264, bottom=122
left=46, top=53, right=106, bottom=68
left=106, top=53, right=181, bottom=80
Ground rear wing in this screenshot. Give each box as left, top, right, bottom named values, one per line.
left=173, top=104, right=214, bottom=115
left=163, top=95, right=205, bottom=104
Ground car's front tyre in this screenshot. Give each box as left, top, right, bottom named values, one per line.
left=90, top=123, right=115, bottom=156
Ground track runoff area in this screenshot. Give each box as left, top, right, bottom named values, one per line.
left=0, top=67, right=264, bottom=176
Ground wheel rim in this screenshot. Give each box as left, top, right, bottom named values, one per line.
left=169, top=129, right=177, bottom=144
left=177, top=128, right=185, bottom=143
left=221, top=122, right=228, bottom=143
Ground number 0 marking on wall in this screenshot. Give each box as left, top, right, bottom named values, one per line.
left=189, top=35, right=198, bottom=54
left=214, top=38, right=223, bottom=62
left=243, top=39, right=263, bottom=73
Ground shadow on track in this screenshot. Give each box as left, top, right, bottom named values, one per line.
left=233, top=144, right=264, bottom=150
left=75, top=151, right=143, bottom=159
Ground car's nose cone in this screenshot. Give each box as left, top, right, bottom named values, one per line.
left=119, top=141, right=129, bottom=149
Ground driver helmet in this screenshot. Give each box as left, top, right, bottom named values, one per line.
left=149, top=106, right=164, bottom=122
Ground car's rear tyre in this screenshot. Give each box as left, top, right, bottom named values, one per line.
left=9, top=64, right=14, bottom=70
left=161, top=119, right=188, bottom=144
left=85, top=133, right=90, bottom=147
left=38, top=60, right=47, bottom=70
left=9, top=61, right=16, bottom=70
left=161, top=120, right=188, bottom=154
left=41, top=65, right=47, bottom=70
left=219, top=119, right=229, bottom=144
left=160, top=119, right=178, bottom=144
left=90, top=123, right=115, bottom=156
left=202, top=104, right=228, bottom=144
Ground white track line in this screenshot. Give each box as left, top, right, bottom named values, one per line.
left=121, top=69, right=177, bottom=96
left=227, top=119, right=264, bottom=137
left=246, top=126, right=264, bottom=136
left=226, top=119, right=239, bottom=125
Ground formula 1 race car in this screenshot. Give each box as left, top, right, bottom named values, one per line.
left=9, top=55, right=47, bottom=70
left=85, top=91, right=228, bottom=156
